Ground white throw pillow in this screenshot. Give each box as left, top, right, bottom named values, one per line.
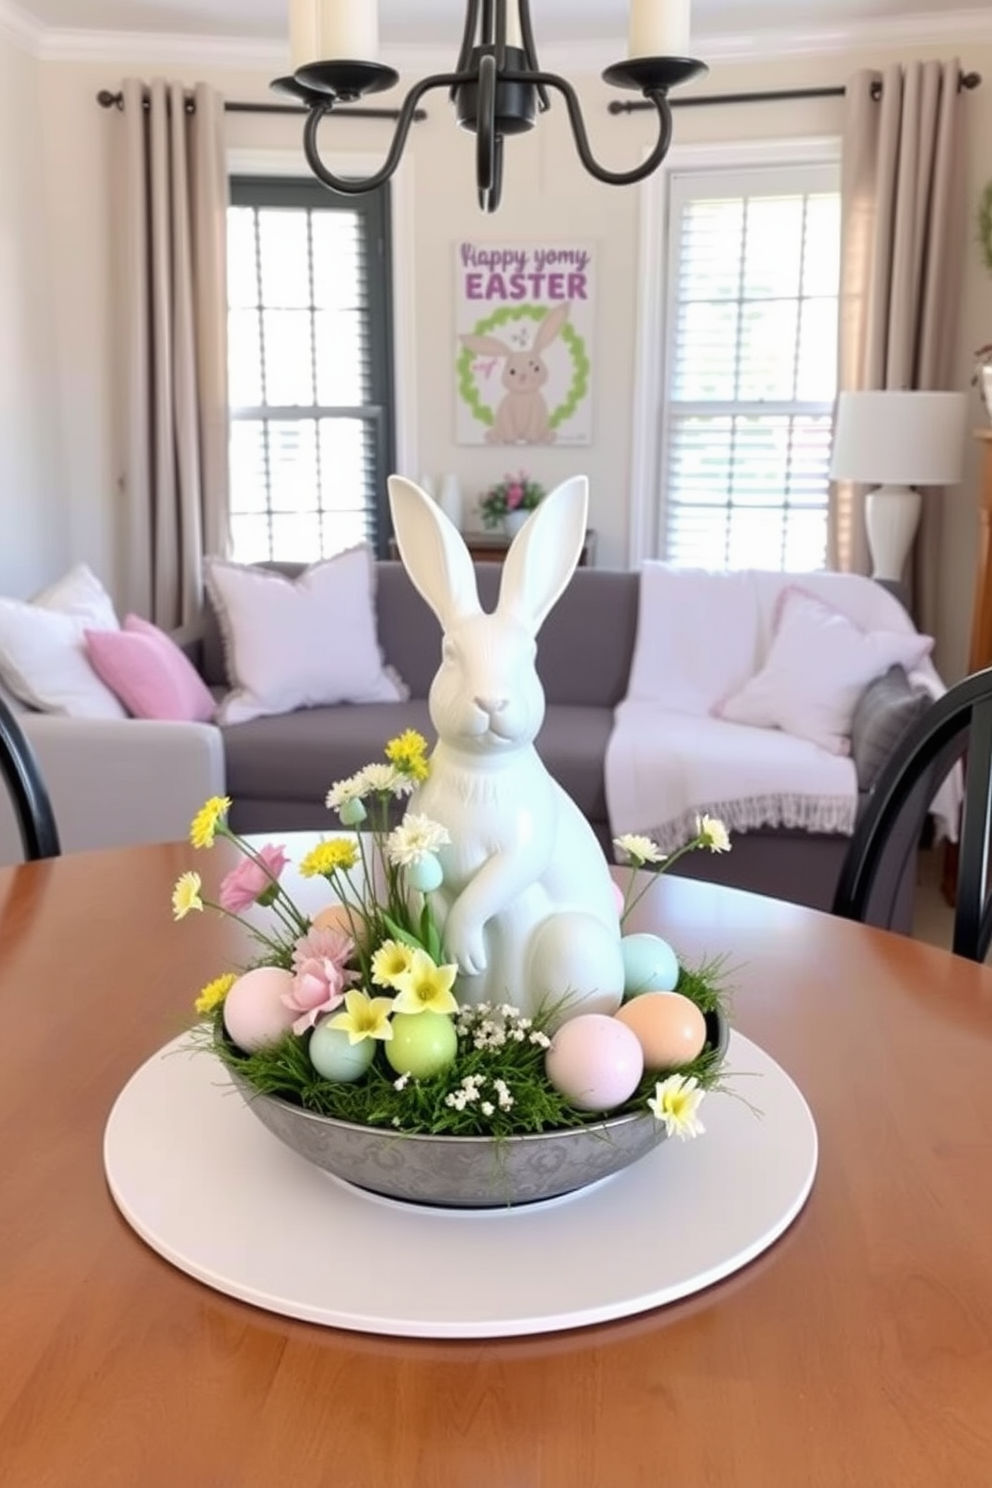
left=714, top=585, right=934, bottom=754
left=205, top=548, right=409, bottom=726
left=0, top=563, right=126, bottom=718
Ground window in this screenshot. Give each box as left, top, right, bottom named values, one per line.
left=661, top=162, right=840, bottom=570
left=226, top=176, right=395, bottom=562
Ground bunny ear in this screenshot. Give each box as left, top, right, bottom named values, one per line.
left=496, top=476, right=589, bottom=633
left=533, top=302, right=570, bottom=352
left=387, top=476, right=481, bottom=628
left=460, top=334, right=511, bottom=357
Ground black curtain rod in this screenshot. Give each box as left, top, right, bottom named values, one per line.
left=608, top=70, right=981, bottom=114
left=95, top=89, right=426, bottom=123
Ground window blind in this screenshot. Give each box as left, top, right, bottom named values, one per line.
left=661, top=163, right=840, bottom=571
left=227, top=177, right=394, bottom=563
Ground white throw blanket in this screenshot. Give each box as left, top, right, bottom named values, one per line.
left=605, top=564, right=955, bottom=853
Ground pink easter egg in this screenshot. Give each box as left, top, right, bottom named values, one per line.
left=545, top=1013, right=644, bottom=1113
left=223, top=966, right=298, bottom=1053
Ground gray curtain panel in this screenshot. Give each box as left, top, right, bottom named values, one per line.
left=834, top=58, right=966, bottom=631
left=119, top=78, right=230, bottom=630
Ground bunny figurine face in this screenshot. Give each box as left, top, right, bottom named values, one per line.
left=386, top=474, right=624, bottom=1022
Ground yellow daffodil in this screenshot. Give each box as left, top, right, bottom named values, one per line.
left=391, top=948, right=459, bottom=1016
left=648, top=1074, right=706, bottom=1141
left=194, top=972, right=237, bottom=1016
left=328, top=989, right=395, bottom=1044
left=385, top=729, right=430, bottom=782
left=299, top=839, right=359, bottom=878
left=371, top=939, right=414, bottom=988
left=172, top=871, right=204, bottom=920
left=189, top=796, right=231, bottom=849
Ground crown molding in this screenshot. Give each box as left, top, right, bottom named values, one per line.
left=31, top=8, right=992, bottom=70
left=0, top=0, right=42, bottom=53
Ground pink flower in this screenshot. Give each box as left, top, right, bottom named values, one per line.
left=283, top=927, right=359, bottom=1034
left=218, top=843, right=289, bottom=913
left=506, top=483, right=524, bottom=509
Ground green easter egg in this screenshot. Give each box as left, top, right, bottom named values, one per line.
left=309, top=1019, right=377, bottom=1082
left=385, top=1011, right=458, bottom=1079
left=621, top=932, right=680, bottom=998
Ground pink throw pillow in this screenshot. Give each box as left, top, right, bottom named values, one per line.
left=84, top=614, right=216, bottom=723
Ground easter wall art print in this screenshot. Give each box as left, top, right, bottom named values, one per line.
left=455, top=240, right=595, bottom=446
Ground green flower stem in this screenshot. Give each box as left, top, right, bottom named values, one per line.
left=620, top=833, right=707, bottom=928
left=199, top=895, right=289, bottom=958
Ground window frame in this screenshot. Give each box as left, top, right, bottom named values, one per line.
left=224, top=145, right=417, bottom=561
left=629, top=135, right=842, bottom=569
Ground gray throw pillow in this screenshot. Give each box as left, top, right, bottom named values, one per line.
left=849, top=665, right=932, bottom=792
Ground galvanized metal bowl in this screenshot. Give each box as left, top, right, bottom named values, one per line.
left=230, top=1008, right=728, bottom=1210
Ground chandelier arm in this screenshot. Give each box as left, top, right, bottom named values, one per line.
left=479, top=134, right=505, bottom=214
left=453, top=0, right=481, bottom=95
left=516, top=0, right=550, bottom=110
left=537, top=73, right=675, bottom=185
left=476, top=52, right=498, bottom=197
left=302, top=73, right=463, bottom=195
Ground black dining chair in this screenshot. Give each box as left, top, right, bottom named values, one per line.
left=832, top=666, right=992, bottom=961
left=0, top=694, right=61, bottom=861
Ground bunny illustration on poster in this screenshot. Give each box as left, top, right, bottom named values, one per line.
left=460, top=302, right=570, bottom=446
left=387, top=472, right=624, bottom=1023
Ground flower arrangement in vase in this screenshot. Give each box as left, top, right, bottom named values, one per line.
left=477, top=470, right=546, bottom=533
left=176, top=475, right=733, bottom=1206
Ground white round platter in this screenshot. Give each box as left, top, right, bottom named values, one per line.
left=104, top=1030, right=817, bottom=1340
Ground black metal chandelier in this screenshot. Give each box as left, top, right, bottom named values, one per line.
left=275, top=0, right=707, bottom=212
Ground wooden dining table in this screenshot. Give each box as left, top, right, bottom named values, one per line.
left=1, top=837, right=992, bottom=1487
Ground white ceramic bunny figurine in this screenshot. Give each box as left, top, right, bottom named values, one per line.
left=387, top=473, right=624, bottom=1023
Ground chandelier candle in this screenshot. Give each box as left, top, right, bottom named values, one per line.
left=629, top=0, right=691, bottom=59
left=289, top=0, right=379, bottom=71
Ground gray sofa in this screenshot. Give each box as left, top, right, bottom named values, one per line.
left=189, top=561, right=870, bottom=914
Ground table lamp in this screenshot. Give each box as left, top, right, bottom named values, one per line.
left=829, top=390, right=968, bottom=581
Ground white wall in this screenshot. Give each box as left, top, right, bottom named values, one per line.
left=21, top=28, right=992, bottom=679
left=0, top=19, right=64, bottom=596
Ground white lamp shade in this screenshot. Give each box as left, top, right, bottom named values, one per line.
left=829, top=390, right=968, bottom=486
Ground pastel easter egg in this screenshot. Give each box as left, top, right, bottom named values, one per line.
left=545, top=1013, right=644, bottom=1112
left=615, top=991, right=707, bottom=1070
left=223, top=966, right=298, bottom=1053
left=621, top=932, right=680, bottom=998
left=311, top=904, right=355, bottom=936
left=385, top=1011, right=458, bottom=1079
left=309, top=1018, right=377, bottom=1082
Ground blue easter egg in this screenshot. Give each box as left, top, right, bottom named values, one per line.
left=620, top=932, right=680, bottom=998
left=309, top=1018, right=376, bottom=1082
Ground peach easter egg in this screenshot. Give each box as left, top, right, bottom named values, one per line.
left=311, top=904, right=355, bottom=936
left=223, top=966, right=298, bottom=1053
left=615, top=991, right=707, bottom=1071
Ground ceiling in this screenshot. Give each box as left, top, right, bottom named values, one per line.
left=9, top=0, right=990, bottom=46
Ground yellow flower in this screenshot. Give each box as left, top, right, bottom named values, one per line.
left=190, top=796, right=231, bottom=849
left=371, top=939, right=414, bottom=988
left=385, top=729, right=430, bottom=782
left=194, top=972, right=237, bottom=1017
left=172, top=871, right=204, bottom=920
left=327, top=989, right=395, bottom=1044
left=299, top=839, right=359, bottom=878
left=648, top=1074, right=706, bottom=1140
left=391, top=949, right=459, bottom=1016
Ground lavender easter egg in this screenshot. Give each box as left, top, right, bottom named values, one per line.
left=545, top=1013, right=644, bottom=1112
